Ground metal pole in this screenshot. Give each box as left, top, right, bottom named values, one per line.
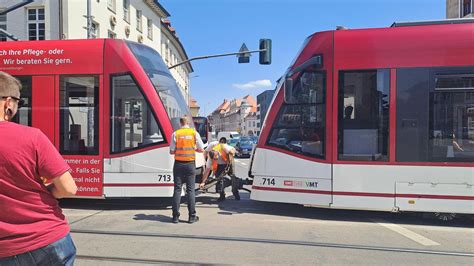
left=86, top=0, right=92, bottom=38
left=169, top=49, right=266, bottom=69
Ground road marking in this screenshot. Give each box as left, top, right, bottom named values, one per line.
left=373, top=219, right=440, bottom=246
left=240, top=162, right=248, bottom=166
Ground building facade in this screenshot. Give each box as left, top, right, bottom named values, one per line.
left=242, top=111, right=258, bottom=136
left=209, top=95, right=257, bottom=135
left=160, top=18, right=192, bottom=104
left=0, top=0, right=192, bottom=103
left=256, top=89, right=275, bottom=133
left=447, top=0, right=473, bottom=18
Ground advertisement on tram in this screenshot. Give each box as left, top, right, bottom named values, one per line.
left=0, top=39, right=204, bottom=198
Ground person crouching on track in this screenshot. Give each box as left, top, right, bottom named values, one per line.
left=170, top=116, right=204, bottom=224
left=0, top=72, right=78, bottom=265
left=212, top=137, right=240, bottom=201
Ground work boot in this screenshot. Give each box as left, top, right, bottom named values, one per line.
left=218, top=193, right=226, bottom=202
left=171, top=213, right=179, bottom=224
left=188, top=215, right=199, bottom=224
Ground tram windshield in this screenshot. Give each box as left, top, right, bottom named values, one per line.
left=127, top=41, right=193, bottom=130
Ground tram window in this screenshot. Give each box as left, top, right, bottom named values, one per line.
left=338, top=70, right=390, bottom=161
left=429, top=74, right=474, bottom=162
left=60, top=76, right=99, bottom=155
left=397, top=68, right=474, bottom=162
left=267, top=71, right=325, bottom=158
left=11, top=76, right=32, bottom=126
left=396, top=68, right=430, bottom=162
left=111, top=74, right=164, bottom=153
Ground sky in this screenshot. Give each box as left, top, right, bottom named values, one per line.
left=159, top=0, right=445, bottom=116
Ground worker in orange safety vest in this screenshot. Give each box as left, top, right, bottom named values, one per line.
left=169, top=116, right=204, bottom=224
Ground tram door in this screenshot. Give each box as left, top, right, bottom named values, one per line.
left=31, top=75, right=104, bottom=198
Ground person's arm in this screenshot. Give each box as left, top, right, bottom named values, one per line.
left=48, top=171, right=78, bottom=199
left=35, top=129, right=77, bottom=198
left=226, top=145, right=236, bottom=156
left=169, top=132, right=176, bottom=154
left=199, top=167, right=211, bottom=189
left=195, top=132, right=205, bottom=153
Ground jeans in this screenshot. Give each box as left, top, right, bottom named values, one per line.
left=215, top=164, right=240, bottom=198
left=172, top=161, right=197, bottom=217
left=0, top=233, right=76, bottom=266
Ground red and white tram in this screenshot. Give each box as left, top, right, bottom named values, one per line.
left=249, top=20, right=474, bottom=215
left=0, top=39, right=204, bottom=198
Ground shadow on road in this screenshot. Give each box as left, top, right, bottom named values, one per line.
left=61, top=191, right=473, bottom=228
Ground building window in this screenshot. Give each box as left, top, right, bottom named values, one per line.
left=27, top=8, right=45, bottom=40
left=123, top=0, right=130, bottom=23
left=108, top=30, right=116, bottom=39
left=338, top=70, right=390, bottom=161
left=462, top=0, right=472, bottom=17
left=107, top=0, right=116, bottom=12
left=147, top=18, right=152, bottom=39
left=60, top=76, right=99, bottom=155
left=267, top=71, right=326, bottom=158
left=111, top=74, right=164, bottom=153
left=136, top=10, right=142, bottom=32
left=91, top=21, right=99, bottom=38
left=0, top=12, right=6, bottom=42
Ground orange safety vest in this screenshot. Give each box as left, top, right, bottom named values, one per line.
left=174, top=128, right=196, bottom=161
left=211, top=143, right=228, bottom=171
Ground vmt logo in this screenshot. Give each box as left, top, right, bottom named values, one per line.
left=305, top=181, right=318, bottom=188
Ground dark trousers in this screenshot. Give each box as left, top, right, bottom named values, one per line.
left=172, top=161, right=196, bottom=217
left=215, top=164, right=239, bottom=198
left=0, top=234, right=76, bottom=266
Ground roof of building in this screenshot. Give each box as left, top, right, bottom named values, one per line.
left=144, top=0, right=171, bottom=17
left=189, top=97, right=199, bottom=108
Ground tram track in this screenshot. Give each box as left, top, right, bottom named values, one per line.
left=70, top=229, right=474, bottom=258
left=76, top=254, right=213, bottom=265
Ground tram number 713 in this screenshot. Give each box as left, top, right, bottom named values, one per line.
left=157, top=174, right=172, bottom=182
left=262, top=178, right=276, bottom=186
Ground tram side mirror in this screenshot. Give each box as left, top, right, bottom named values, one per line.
left=284, top=78, right=294, bottom=103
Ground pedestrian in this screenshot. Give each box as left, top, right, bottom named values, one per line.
left=170, top=115, right=204, bottom=224
left=209, top=137, right=240, bottom=202
left=0, top=72, right=78, bottom=265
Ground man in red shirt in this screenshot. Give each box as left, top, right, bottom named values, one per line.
left=0, top=72, right=78, bottom=265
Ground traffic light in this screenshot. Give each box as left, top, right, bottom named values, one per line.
left=132, top=106, right=142, bottom=123
left=259, top=39, right=272, bottom=65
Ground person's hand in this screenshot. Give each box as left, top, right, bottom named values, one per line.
left=199, top=182, right=205, bottom=189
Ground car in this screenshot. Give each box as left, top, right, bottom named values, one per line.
left=227, top=138, right=239, bottom=148
left=217, top=131, right=241, bottom=141
left=235, top=137, right=257, bottom=157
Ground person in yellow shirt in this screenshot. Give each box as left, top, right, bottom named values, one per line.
left=169, top=116, right=204, bottom=224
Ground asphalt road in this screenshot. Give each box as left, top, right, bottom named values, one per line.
left=61, top=158, right=474, bottom=265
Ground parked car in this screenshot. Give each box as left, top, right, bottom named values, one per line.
left=236, top=137, right=257, bottom=157
left=228, top=138, right=239, bottom=148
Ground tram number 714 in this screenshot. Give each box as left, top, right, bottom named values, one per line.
left=158, top=174, right=172, bottom=182
left=262, top=178, right=276, bottom=186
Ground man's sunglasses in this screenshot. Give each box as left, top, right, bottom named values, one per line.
left=1, top=96, right=25, bottom=107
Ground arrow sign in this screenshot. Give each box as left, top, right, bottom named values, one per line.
left=238, top=43, right=250, bottom=63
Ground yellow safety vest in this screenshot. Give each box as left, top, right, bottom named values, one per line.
left=211, top=144, right=228, bottom=171
left=174, top=128, right=196, bottom=162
